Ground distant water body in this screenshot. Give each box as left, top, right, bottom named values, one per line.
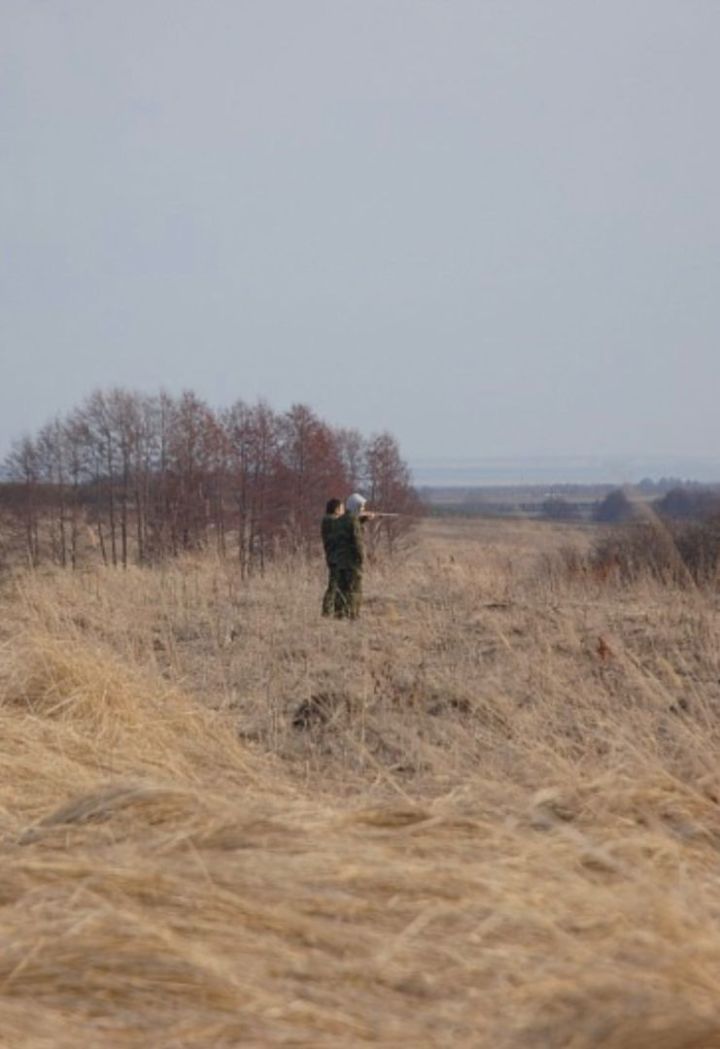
left=411, top=457, right=720, bottom=488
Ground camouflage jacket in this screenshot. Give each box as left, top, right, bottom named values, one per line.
left=321, top=512, right=364, bottom=571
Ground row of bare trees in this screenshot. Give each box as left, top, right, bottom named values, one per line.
left=1, top=389, right=420, bottom=571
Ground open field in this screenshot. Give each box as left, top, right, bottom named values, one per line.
left=2, top=517, right=720, bottom=1047
left=419, top=483, right=618, bottom=518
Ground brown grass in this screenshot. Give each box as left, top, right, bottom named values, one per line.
left=2, top=517, right=720, bottom=1047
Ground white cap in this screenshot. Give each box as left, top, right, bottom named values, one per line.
left=346, top=492, right=367, bottom=515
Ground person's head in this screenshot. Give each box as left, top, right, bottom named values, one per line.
left=326, top=498, right=343, bottom=516
left=346, top=493, right=367, bottom=516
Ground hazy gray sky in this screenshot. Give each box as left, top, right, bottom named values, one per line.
left=2, top=0, right=719, bottom=465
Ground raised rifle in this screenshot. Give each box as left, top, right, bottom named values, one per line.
left=361, top=511, right=400, bottom=521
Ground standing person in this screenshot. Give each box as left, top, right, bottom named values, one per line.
left=332, top=492, right=373, bottom=619
left=321, top=493, right=374, bottom=619
left=321, top=498, right=344, bottom=617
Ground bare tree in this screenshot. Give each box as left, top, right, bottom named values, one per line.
left=1, top=388, right=417, bottom=571
left=276, top=405, right=349, bottom=556
left=4, top=436, right=41, bottom=566
left=336, top=427, right=366, bottom=493
left=365, top=432, right=422, bottom=551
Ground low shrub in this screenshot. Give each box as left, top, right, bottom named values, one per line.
left=655, top=486, right=720, bottom=521
left=593, top=489, right=636, bottom=524
left=590, top=515, right=720, bottom=587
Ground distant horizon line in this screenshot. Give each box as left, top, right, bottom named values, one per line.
left=409, top=454, right=720, bottom=488
left=411, top=454, right=720, bottom=463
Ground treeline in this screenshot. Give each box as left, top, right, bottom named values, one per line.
left=0, top=389, right=420, bottom=571
left=591, top=486, right=720, bottom=525
left=541, top=485, right=720, bottom=525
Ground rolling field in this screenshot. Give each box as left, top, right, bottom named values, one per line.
left=2, top=517, right=720, bottom=1047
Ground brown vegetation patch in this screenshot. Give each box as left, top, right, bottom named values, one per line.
left=1, top=519, right=720, bottom=1045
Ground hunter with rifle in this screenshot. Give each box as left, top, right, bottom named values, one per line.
left=321, top=493, right=397, bottom=619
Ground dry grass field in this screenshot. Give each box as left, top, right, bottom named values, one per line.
left=2, top=516, right=720, bottom=1048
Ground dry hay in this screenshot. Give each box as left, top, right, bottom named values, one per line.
left=1, top=520, right=720, bottom=1046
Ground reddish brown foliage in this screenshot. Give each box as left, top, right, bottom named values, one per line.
left=2, top=389, right=420, bottom=571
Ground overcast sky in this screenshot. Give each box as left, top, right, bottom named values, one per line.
left=2, top=0, right=719, bottom=467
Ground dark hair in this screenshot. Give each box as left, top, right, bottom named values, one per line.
left=326, top=498, right=342, bottom=515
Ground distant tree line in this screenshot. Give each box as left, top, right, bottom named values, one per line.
left=539, top=485, right=720, bottom=526
left=590, top=486, right=720, bottom=525
left=0, top=389, right=420, bottom=571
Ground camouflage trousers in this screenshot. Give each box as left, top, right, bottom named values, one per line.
left=322, top=567, right=363, bottom=619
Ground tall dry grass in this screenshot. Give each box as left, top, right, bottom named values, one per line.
left=2, top=518, right=720, bottom=1047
